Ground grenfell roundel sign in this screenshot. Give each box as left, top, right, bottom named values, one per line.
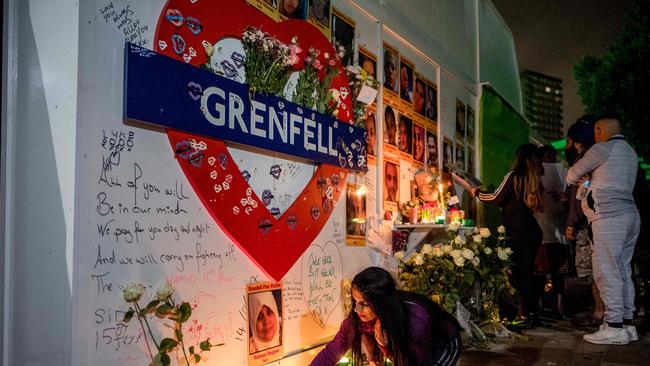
left=123, top=0, right=366, bottom=281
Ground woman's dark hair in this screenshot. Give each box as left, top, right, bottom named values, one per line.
left=348, top=267, right=460, bottom=366
left=512, top=143, right=544, bottom=212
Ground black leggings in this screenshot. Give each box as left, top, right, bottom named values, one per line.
left=508, top=222, right=542, bottom=316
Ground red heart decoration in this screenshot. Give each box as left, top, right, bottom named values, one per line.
left=154, top=0, right=351, bottom=281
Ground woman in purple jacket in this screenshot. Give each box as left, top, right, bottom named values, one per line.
left=310, top=267, right=462, bottom=366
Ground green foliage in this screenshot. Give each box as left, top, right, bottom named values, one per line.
left=293, top=47, right=321, bottom=109
left=178, top=302, right=192, bottom=323
left=573, top=0, right=650, bottom=159
left=160, top=338, right=179, bottom=353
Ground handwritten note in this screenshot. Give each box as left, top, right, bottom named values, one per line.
left=300, top=241, right=343, bottom=328
left=281, top=278, right=305, bottom=321
left=99, top=2, right=149, bottom=46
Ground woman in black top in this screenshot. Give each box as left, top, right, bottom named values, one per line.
left=470, top=144, right=544, bottom=327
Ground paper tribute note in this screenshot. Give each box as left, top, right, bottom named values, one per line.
left=356, top=85, right=378, bottom=105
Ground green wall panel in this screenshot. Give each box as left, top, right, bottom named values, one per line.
left=479, top=85, right=530, bottom=227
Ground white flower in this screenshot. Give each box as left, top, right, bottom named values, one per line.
left=454, top=235, right=466, bottom=245
left=504, top=247, right=513, bottom=255
left=462, top=248, right=475, bottom=260
left=156, top=282, right=174, bottom=300
left=483, top=247, right=493, bottom=255
left=123, top=283, right=144, bottom=302
left=447, top=224, right=460, bottom=232
left=394, top=251, right=405, bottom=260
left=471, top=256, right=480, bottom=266
left=450, top=249, right=463, bottom=259
left=421, top=244, right=433, bottom=255
left=479, top=228, right=491, bottom=238
left=497, top=248, right=509, bottom=260
left=442, top=245, right=453, bottom=253
left=472, top=234, right=482, bottom=243
left=497, top=225, right=506, bottom=234
left=414, top=254, right=424, bottom=265
left=432, top=247, right=444, bottom=257
left=453, top=256, right=465, bottom=267
left=328, top=88, right=340, bottom=101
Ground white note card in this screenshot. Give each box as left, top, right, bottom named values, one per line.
left=356, top=85, right=378, bottom=105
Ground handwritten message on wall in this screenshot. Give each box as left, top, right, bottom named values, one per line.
left=82, top=128, right=252, bottom=364
left=300, top=241, right=343, bottom=328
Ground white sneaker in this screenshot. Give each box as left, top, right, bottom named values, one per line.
left=625, top=325, right=638, bottom=342
left=583, top=324, right=630, bottom=345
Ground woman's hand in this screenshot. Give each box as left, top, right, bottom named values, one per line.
left=373, top=318, right=388, bottom=347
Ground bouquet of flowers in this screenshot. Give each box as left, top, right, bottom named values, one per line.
left=121, top=282, right=220, bottom=366
left=312, top=46, right=345, bottom=117
left=239, top=26, right=301, bottom=96
left=399, top=198, right=424, bottom=223
left=345, top=65, right=379, bottom=127
left=292, top=45, right=345, bottom=118
left=396, top=225, right=513, bottom=315
left=292, top=46, right=321, bottom=109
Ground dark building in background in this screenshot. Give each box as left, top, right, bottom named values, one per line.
left=521, top=70, right=563, bottom=141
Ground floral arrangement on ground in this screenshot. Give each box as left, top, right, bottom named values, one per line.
left=395, top=225, right=514, bottom=317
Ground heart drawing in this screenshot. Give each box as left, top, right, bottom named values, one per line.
left=300, top=241, right=343, bottom=328
left=153, top=0, right=353, bottom=281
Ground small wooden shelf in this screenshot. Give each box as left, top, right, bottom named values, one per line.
left=394, top=223, right=475, bottom=231
left=393, top=224, right=476, bottom=259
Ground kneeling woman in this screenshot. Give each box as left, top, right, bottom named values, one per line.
left=310, top=267, right=462, bottom=366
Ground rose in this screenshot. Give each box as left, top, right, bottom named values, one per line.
left=472, top=234, right=482, bottom=243
left=442, top=245, right=452, bottom=253
left=394, top=251, right=406, bottom=260
left=450, top=249, right=463, bottom=259
left=413, top=254, right=424, bottom=265
left=447, top=223, right=460, bottom=232
left=156, top=282, right=174, bottom=300
left=432, top=247, right=444, bottom=257
left=497, top=225, right=506, bottom=234
left=497, top=248, right=509, bottom=260
left=479, top=228, right=491, bottom=238
left=483, top=247, right=492, bottom=255
left=453, top=256, right=465, bottom=267
left=454, top=235, right=466, bottom=245
left=461, top=248, right=474, bottom=260
left=470, top=257, right=480, bottom=266
left=122, top=283, right=144, bottom=302
left=421, top=244, right=433, bottom=255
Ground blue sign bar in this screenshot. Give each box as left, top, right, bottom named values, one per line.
left=123, top=43, right=368, bottom=172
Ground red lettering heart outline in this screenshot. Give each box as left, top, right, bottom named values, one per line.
left=154, top=0, right=352, bottom=281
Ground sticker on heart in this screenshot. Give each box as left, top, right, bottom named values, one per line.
left=300, top=241, right=343, bottom=328
left=155, top=0, right=352, bottom=281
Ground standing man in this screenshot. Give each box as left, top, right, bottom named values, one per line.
left=566, top=116, right=640, bottom=345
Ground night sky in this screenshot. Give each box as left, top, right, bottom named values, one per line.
left=491, top=0, right=632, bottom=133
